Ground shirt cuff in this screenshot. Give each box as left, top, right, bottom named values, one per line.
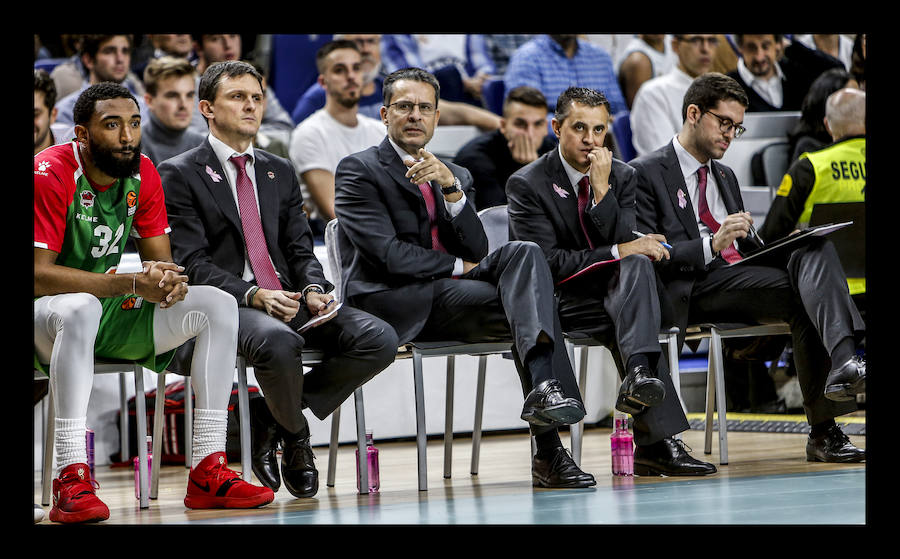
left=452, top=258, right=465, bottom=277
left=703, top=235, right=715, bottom=265
left=443, top=191, right=467, bottom=218
left=611, top=244, right=620, bottom=260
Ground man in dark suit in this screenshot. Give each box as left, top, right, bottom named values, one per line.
left=158, top=61, right=400, bottom=498
left=507, top=86, right=716, bottom=476
left=334, top=67, right=595, bottom=488
left=631, top=72, right=866, bottom=462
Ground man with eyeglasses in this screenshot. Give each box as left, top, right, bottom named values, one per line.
left=632, top=73, right=866, bottom=463
left=630, top=34, right=717, bottom=156
left=335, top=68, right=597, bottom=488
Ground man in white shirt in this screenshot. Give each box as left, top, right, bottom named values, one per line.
left=289, top=40, right=386, bottom=225
left=630, top=34, right=717, bottom=157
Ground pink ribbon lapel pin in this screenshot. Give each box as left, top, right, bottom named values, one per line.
left=206, top=165, right=222, bottom=183
left=677, top=188, right=687, bottom=209
left=552, top=183, right=569, bottom=198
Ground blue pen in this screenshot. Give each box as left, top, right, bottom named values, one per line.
left=632, top=230, right=673, bottom=249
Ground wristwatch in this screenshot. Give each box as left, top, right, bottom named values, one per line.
left=440, top=176, right=461, bottom=195
left=302, top=285, right=324, bottom=303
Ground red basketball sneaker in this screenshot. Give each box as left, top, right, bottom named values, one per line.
left=184, top=452, right=275, bottom=509
left=48, top=463, right=110, bottom=523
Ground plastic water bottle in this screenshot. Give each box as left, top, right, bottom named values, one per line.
left=133, top=435, right=152, bottom=499
left=85, top=429, right=95, bottom=480
left=356, top=429, right=380, bottom=493
left=610, top=411, right=634, bottom=476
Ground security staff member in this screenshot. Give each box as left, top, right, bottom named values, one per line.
left=760, top=88, right=866, bottom=296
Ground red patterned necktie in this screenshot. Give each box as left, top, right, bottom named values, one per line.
left=576, top=176, right=595, bottom=249
left=229, top=154, right=283, bottom=289
left=696, top=165, right=742, bottom=263
left=418, top=182, right=446, bottom=252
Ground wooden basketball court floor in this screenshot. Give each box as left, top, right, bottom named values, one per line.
left=33, top=421, right=866, bottom=526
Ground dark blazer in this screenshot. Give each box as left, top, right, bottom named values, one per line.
left=158, top=138, right=333, bottom=304
left=506, top=148, right=637, bottom=284
left=630, top=141, right=762, bottom=332
left=334, top=137, right=487, bottom=340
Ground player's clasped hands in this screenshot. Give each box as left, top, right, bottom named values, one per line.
left=140, top=260, right=189, bottom=308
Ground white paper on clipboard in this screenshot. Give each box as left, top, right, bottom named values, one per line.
left=297, top=301, right=342, bottom=333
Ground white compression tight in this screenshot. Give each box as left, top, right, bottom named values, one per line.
left=34, top=285, right=239, bottom=472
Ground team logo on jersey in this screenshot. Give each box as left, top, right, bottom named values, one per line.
left=35, top=160, right=52, bottom=177
left=126, top=190, right=138, bottom=216
left=80, top=191, right=95, bottom=209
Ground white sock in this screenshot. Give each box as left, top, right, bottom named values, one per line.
left=192, top=408, right=228, bottom=469
left=55, top=417, right=87, bottom=476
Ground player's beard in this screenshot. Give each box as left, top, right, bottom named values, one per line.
left=90, top=138, right=142, bottom=178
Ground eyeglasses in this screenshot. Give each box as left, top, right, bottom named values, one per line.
left=676, top=35, right=720, bottom=48
left=703, top=110, right=746, bottom=138
left=387, top=101, right=436, bottom=116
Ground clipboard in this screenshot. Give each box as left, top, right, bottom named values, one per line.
left=297, top=301, right=342, bottom=333
left=556, top=259, right=621, bottom=287
left=727, top=221, right=853, bottom=267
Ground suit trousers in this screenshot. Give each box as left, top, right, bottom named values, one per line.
left=687, top=237, right=865, bottom=425
left=170, top=304, right=399, bottom=435
left=556, top=254, right=690, bottom=446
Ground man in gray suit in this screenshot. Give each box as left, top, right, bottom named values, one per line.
left=334, top=68, right=595, bottom=488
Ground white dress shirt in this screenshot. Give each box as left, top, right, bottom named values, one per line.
left=388, top=137, right=468, bottom=275
left=736, top=57, right=785, bottom=109
left=557, top=146, right=621, bottom=259
left=630, top=66, right=695, bottom=156
left=672, top=135, right=736, bottom=264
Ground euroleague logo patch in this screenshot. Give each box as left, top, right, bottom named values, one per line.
left=126, top=190, right=138, bottom=216
left=80, top=190, right=95, bottom=209
left=121, top=296, right=144, bottom=310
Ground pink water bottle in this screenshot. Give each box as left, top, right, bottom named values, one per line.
left=133, top=435, right=152, bottom=499
left=610, top=411, right=634, bottom=476
left=356, top=429, right=380, bottom=493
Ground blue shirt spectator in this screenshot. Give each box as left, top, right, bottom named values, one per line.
left=503, top=35, right=627, bottom=116
left=292, top=76, right=384, bottom=125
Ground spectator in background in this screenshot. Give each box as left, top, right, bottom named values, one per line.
left=504, top=34, right=628, bottom=118
left=292, top=34, right=501, bottom=132
left=140, top=56, right=206, bottom=166
left=630, top=34, right=717, bottom=157
left=192, top=34, right=295, bottom=145
left=787, top=68, right=859, bottom=162
left=453, top=86, right=556, bottom=210
left=132, top=34, right=197, bottom=80
left=710, top=34, right=739, bottom=75
left=288, top=40, right=385, bottom=229
left=50, top=34, right=147, bottom=100
left=381, top=34, right=494, bottom=106
left=53, top=35, right=150, bottom=128
left=727, top=34, right=844, bottom=112
left=850, top=34, right=866, bottom=90
left=35, top=69, right=70, bottom=155
left=469, top=34, right=534, bottom=78
left=616, top=34, right=676, bottom=109
left=794, top=34, right=854, bottom=71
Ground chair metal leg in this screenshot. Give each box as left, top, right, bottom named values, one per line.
left=236, top=358, right=252, bottom=481
left=412, top=349, right=428, bottom=491
left=470, top=355, right=487, bottom=475
left=666, top=332, right=687, bottom=416
left=184, top=377, right=192, bottom=468
left=571, top=346, right=589, bottom=466
left=150, top=372, right=165, bottom=499
left=327, top=401, right=341, bottom=487
left=133, top=367, right=150, bottom=509
left=354, top=387, right=368, bottom=494
left=443, top=356, right=455, bottom=479
left=118, top=373, right=128, bottom=465
left=710, top=329, right=729, bottom=464
left=42, top=389, right=55, bottom=506
left=704, top=342, right=716, bottom=456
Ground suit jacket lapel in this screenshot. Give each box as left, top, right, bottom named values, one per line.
left=377, top=138, right=428, bottom=206
left=545, top=150, right=584, bottom=245
left=710, top=160, right=742, bottom=213
left=193, top=142, right=242, bottom=235
left=661, top=143, right=701, bottom=238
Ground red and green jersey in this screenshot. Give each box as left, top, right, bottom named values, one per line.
left=34, top=141, right=170, bottom=271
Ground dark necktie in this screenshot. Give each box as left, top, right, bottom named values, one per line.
left=418, top=182, right=446, bottom=252
left=696, top=165, right=741, bottom=264
left=577, top=176, right=595, bottom=249
left=229, top=154, right=283, bottom=290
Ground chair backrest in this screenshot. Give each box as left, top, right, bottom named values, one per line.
left=750, top=140, right=791, bottom=194
left=428, top=125, right=482, bottom=159
left=809, top=201, right=866, bottom=278
left=324, top=218, right=343, bottom=300
left=477, top=205, right=510, bottom=254
left=720, top=111, right=800, bottom=187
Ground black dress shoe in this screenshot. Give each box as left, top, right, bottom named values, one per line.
left=825, top=355, right=866, bottom=402
left=633, top=437, right=717, bottom=476
left=521, top=379, right=586, bottom=427
left=280, top=430, right=319, bottom=498
left=249, top=400, right=281, bottom=491
left=532, top=447, right=596, bottom=488
left=616, top=365, right=666, bottom=415
left=806, top=424, right=865, bottom=463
